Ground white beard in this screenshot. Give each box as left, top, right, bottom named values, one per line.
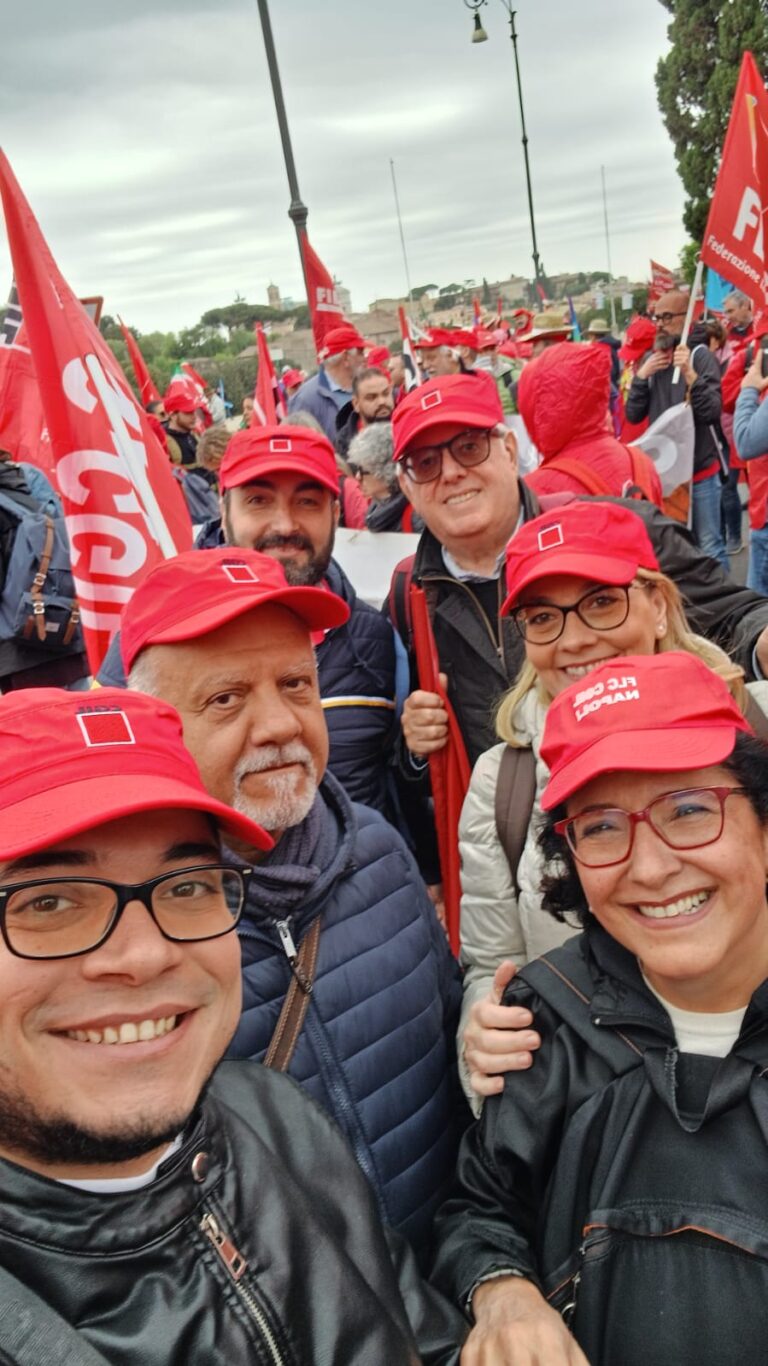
left=232, top=741, right=318, bottom=832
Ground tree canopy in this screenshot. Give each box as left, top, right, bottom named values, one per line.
left=655, top=0, right=768, bottom=242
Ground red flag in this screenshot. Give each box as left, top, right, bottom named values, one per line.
left=179, top=361, right=212, bottom=427
left=409, top=585, right=470, bottom=956
left=299, top=230, right=347, bottom=353
left=117, top=316, right=160, bottom=407
left=472, top=297, right=482, bottom=326
left=648, top=259, right=676, bottom=304
left=397, top=307, right=422, bottom=391
left=0, top=283, right=52, bottom=474
left=0, top=149, right=192, bottom=672
left=701, top=51, right=768, bottom=315
left=252, top=323, right=286, bottom=426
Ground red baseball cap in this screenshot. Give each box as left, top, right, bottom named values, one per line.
left=501, top=503, right=660, bottom=615
left=281, top=368, right=304, bottom=388
left=392, top=371, right=505, bottom=461
left=0, top=687, right=273, bottom=860
left=319, top=324, right=369, bottom=359
left=163, top=388, right=198, bottom=415
left=618, top=316, right=656, bottom=363
left=366, top=345, right=391, bottom=369
left=120, top=547, right=350, bottom=674
left=540, top=652, right=752, bottom=811
left=413, top=329, right=456, bottom=350
left=219, top=424, right=340, bottom=497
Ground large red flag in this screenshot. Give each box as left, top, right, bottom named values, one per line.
left=299, top=230, right=347, bottom=353
left=252, top=323, right=286, bottom=426
left=0, top=150, right=192, bottom=672
left=701, top=51, right=768, bottom=317
left=117, top=316, right=160, bottom=407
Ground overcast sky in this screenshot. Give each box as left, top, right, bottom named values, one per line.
left=0, top=0, right=686, bottom=334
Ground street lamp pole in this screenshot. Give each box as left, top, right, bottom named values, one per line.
left=464, top=0, right=545, bottom=287
left=255, top=0, right=311, bottom=302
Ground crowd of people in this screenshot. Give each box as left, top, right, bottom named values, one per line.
left=1, top=288, right=768, bottom=1363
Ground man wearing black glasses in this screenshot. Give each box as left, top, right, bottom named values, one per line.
left=625, top=288, right=726, bottom=567
left=0, top=686, right=465, bottom=1364
left=389, top=370, right=768, bottom=783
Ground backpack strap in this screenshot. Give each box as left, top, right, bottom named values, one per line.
left=0, top=1260, right=112, bottom=1365
left=521, top=952, right=644, bottom=1074
left=401, top=503, right=414, bottom=533
left=540, top=457, right=613, bottom=496
left=493, top=745, right=536, bottom=897
left=624, top=445, right=657, bottom=502
left=387, top=554, right=416, bottom=647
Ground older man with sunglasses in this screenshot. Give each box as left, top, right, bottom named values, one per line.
left=625, top=288, right=726, bottom=566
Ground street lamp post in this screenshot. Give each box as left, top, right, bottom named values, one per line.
left=463, top=0, right=545, bottom=287
left=255, top=0, right=311, bottom=302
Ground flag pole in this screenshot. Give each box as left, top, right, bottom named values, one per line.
left=390, top=158, right=413, bottom=304
left=255, top=0, right=311, bottom=304
left=672, top=255, right=705, bottom=385
left=600, top=165, right=618, bottom=333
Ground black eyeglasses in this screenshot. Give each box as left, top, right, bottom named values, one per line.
left=554, top=787, right=746, bottom=868
left=649, top=311, right=687, bottom=325
left=0, top=864, right=252, bottom=961
left=511, top=584, right=644, bottom=645
left=401, top=429, right=494, bottom=483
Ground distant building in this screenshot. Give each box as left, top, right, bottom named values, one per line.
left=267, top=283, right=282, bottom=310
left=334, top=281, right=352, bottom=314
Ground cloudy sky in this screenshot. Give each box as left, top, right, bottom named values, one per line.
left=1, top=0, right=686, bottom=334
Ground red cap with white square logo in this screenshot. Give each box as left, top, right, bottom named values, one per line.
left=219, top=424, right=340, bottom=495
left=0, top=687, right=274, bottom=858
left=540, top=652, right=753, bottom=810
left=119, top=547, right=349, bottom=673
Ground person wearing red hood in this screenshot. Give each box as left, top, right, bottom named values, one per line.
left=519, top=342, right=663, bottom=505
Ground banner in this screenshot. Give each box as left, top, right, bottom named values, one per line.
left=701, top=51, right=768, bottom=315
left=252, top=322, right=286, bottom=426
left=634, top=401, right=695, bottom=526
left=704, top=266, right=737, bottom=314
left=299, top=230, right=347, bottom=353
left=117, top=316, right=160, bottom=407
left=0, top=150, right=192, bottom=671
left=649, top=259, right=676, bottom=304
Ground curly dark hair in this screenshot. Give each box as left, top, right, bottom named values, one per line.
left=538, top=732, right=768, bottom=929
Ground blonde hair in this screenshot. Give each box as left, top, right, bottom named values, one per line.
left=496, top=567, right=747, bottom=745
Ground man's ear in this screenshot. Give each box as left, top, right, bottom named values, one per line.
left=397, top=465, right=413, bottom=505
left=503, top=428, right=518, bottom=473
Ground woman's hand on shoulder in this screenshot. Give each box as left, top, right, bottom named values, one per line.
left=464, top=961, right=541, bottom=1099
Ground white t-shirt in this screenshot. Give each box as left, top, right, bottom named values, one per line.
left=58, top=1135, right=183, bottom=1193
left=642, top=974, right=747, bottom=1057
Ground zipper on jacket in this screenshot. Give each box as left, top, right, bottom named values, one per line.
left=200, top=1212, right=285, bottom=1366
left=274, top=918, right=297, bottom=960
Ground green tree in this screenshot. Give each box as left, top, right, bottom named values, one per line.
left=678, top=241, right=700, bottom=286
left=655, top=0, right=768, bottom=242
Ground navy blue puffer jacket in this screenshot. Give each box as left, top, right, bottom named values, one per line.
left=226, top=773, right=466, bottom=1260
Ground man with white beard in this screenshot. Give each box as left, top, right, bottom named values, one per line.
left=121, top=547, right=464, bottom=1265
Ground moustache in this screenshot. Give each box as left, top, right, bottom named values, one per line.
left=255, top=533, right=315, bottom=555
left=235, top=741, right=315, bottom=778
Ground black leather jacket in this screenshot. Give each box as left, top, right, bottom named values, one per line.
left=0, top=1062, right=465, bottom=1365
left=433, top=926, right=768, bottom=1366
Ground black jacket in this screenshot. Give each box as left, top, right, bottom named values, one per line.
left=432, top=925, right=768, bottom=1366
left=625, top=344, right=723, bottom=475
left=0, top=1061, right=466, bottom=1365
left=393, top=480, right=768, bottom=767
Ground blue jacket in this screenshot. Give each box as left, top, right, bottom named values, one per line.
left=288, top=368, right=351, bottom=445
left=227, top=773, right=465, bottom=1259
left=734, top=385, right=768, bottom=459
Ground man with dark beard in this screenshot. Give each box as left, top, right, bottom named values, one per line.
left=99, top=426, right=403, bottom=821
left=120, top=548, right=466, bottom=1268
left=0, top=683, right=465, bottom=1364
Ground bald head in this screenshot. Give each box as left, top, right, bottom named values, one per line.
left=652, top=290, right=689, bottom=347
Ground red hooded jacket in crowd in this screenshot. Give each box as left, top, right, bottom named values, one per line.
left=519, top=343, right=663, bottom=507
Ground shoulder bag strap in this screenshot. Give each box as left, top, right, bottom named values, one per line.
left=263, top=916, right=322, bottom=1072
left=494, top=745, right=536, bottom=897
left=21, top=517, right=55, bottom=643
left=0, top=1261, right=112, bottom=1366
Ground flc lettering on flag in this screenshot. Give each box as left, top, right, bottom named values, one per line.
left=0, top=150, right=193, bottom=673
left=700, top=51, right=768, bottom=315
